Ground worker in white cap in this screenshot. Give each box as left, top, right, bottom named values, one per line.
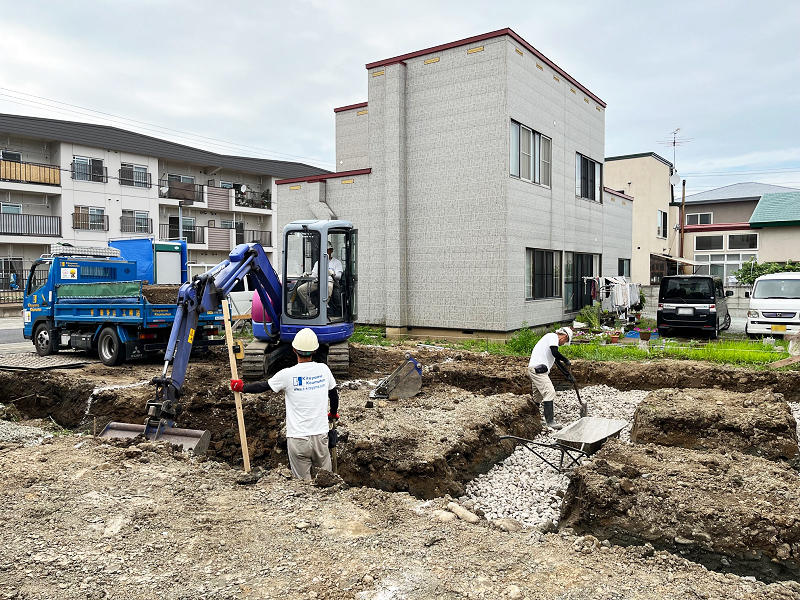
left=231, top=328, right=339, bottom=479
left=526, top=327, right=573, bottom=430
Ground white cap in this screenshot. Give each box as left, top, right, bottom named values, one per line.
left=292, top=328, right=319, bottom=354
left=556, top=327, right=573, bottom=345
left=327, top=243, right=333, bottom=250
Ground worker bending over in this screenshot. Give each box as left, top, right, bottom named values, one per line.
left=231, top=328, right=339, bottom=479
left=527, top=327, right=573, bottom=430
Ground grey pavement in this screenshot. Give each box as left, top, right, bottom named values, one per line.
left=0, top=316, right=32, bottom=354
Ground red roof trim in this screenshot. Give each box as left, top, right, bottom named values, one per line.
left=276, top=168, right=371, bottom=186
left=365, top=28, right=606, bottom=108
left=684, top=222, right=752, bottom=232
left=603, top=186, right=634, bottom=201
left=333, top=102, right=368, bottom=114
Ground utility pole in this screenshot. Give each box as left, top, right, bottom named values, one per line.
left=680, top=179, right=686, bottom=273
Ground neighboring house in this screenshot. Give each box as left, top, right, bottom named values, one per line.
left=679, top=182, right=800, bottom=283
left=604, top=152, right=682, bottom=284
left=0, top=113, right=326, bottom=286
left=276, top=29, right=631, bottom=338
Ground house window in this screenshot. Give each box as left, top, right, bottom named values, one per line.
left=168, top=174, right=195, bottom=184
left=219, top=181, right=234, bottom=189
left=73, top=156, right=106, bottom=182
left=575, top=153, right=602, bottom=201
left=728, top=233, right=758, bottom=250
left=1, top=151, right=21, bottom=162
left=510, top=121, right=552, bottom=186
left=695, top=235, right=723, bottom=251
left=1, top=203, right=22, bottom=214
left=120, top=163, right=149, bottom=188
left=525, top=248, right=561, bottom=300
left=686, top=212, right=712, bottom=225
left=657, top=210, right=668, bottom=238
left=694, top=252, right=757, bottom=282
left=618, top=259, right=631, bottom=277
left=220, top=219, right=236, bottom=229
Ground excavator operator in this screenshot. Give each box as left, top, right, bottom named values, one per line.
left=231, top=328, right=340, bottom=479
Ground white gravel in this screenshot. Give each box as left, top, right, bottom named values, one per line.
left=0, top=411, right=52, bottom=445
left=464, top=385, right=651, bottom=529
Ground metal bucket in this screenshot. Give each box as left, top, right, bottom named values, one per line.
left=100, top=421, right=211, bottom=454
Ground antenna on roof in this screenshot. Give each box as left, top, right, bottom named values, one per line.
left=656, top=127, right=692, bottom=170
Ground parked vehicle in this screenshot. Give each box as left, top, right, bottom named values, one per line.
left=23, top=244, right=223, bottom=365
left=744, top=272, right=800, bottom=338
left=657, top=275, right=733, bottom=339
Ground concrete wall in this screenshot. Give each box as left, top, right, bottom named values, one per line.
left=601, top=191, right=633, bottom=276
left=604, top=155, right=675, bottom=285
left=335, top=109, right=369, bottom=172
left=684, top=200, right=757, bottom=225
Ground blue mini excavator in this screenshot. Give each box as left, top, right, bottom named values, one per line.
left=101, top=220, right=358, bottom=453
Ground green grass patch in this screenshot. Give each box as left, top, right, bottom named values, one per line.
left=350, top=325, right=393, bottom=346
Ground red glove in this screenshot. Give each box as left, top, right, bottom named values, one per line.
left=328, top=413, right=339, bottom=421
left=231, top=379, right=244, bottom=392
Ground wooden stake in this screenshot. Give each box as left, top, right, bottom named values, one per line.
left=222, top=299, right=251, bottom=473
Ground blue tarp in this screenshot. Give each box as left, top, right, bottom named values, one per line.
left=109, top=239, right=154, bottom=284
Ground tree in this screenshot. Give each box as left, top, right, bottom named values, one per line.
left=732, top=258, right=800, bottom=286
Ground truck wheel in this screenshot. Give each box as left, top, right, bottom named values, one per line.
left=34, top=322, right=58, bottom=356
left=98, top=327, right=125, bottom=366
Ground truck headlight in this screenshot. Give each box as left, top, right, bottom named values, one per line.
left=747, top=310, right=759, bottom=318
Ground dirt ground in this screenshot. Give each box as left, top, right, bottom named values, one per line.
left=2, top=344, right=800, bottom=599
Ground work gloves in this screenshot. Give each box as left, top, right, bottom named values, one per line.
left=328, top=412, right=339, bottom=421
left=231, top=379, right=244, bottom=392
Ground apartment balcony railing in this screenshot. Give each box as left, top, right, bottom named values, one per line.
left=236, top=229, right=272, bottom=246
left=158, top=179, right=204, bottom=204
left=119, top=168, right=152, bottom=188
left=120, top=216, right=153, bottom=234
left=234, top=189, right=272, bottom=210
left=158, top=224, right=206, bottom=244
left=0, top=213, right=61, bottom=237
left=71, top=162, right=108, bottom=183
left=0, top=159, right=61, bottom=186
left=72, top=213, right=110, bottom=231
left=0, top=268, right=32, bottom=304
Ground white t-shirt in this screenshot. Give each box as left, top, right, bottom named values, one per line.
left=268, top=361, right=336, bottom=438
left=528, top=332, right=560, bottom=372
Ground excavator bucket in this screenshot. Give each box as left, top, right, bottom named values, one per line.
left=370, top=353, right=423, bottom=400
left=99, top=421, right=211, bottom=454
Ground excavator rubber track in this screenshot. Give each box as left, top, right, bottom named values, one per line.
left=242, top=340, right=269, bottom=380
left=326, top=341, right=349, bottom=377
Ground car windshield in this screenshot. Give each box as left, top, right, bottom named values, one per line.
left=662, top=278, right=714, bottom=301
left=752, top=279, right=800, bottom=299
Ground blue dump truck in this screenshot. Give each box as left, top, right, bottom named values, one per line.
left=23, top=242, right=223, bottom=366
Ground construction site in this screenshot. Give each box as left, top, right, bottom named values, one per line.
left=1, top=339, right=800, bottom=600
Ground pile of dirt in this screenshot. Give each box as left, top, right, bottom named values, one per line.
left=560, top=439, right=800, bottom=581
left=141, top=284, right=180, bottom=305
left=631, top=388, right=799, bottom=460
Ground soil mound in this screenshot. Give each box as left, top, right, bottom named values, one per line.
left=142, top=284, right=180, bottom=305
left=631, top=388, right=799, bottom=460
left=560, top=439, right=800, bottom=582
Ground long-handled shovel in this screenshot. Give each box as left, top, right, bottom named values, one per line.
left=568, top=365, right=588, bottom=418
left=328, top=418, right=339, bottom=474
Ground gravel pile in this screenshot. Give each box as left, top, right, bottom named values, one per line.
left=0, top=413, right=51, bottom=445
left=464, top=385, right=651, bottom=529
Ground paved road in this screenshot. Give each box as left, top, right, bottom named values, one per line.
left=0, top=317, right=32, bottom=354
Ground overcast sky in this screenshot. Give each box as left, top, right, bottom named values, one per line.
left=1, top=0, right=797, bottom=195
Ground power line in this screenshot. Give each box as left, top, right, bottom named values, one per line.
left=683, top=167, right=800, bottom=177
left=0, top=87, right=335, bottom=168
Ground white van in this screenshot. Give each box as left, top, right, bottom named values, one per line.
left=745, top=272, right=800, bottom=338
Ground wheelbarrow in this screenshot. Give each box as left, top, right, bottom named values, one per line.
left=499, top=416, right=628, bottom=472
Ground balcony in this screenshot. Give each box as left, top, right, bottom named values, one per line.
left=0, top=159, right=61, bottom=186
left=72, top=213, right=109, bottom=231
left=237, top=229, right=272, bottom=246
left=0, top=213, right=61, bottom=237
left=71, top=162, right=108, bottom=183
left=158, top=224, right=206, bottom=244
left=120, top=216, right=153, bottom=234
left=158, top=179, right=204, bottom=204
left=235, top=189, right=272, bottom=210
left=119, top=168, right=152, bottom=188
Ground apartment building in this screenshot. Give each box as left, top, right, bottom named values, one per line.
left=276, top=29, right=631, bottom=337
left=0, top=113, right=327, bottom=285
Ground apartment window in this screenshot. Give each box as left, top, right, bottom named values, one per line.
left=168, top=174, right=195, bottom=184
left=1, top=203, right=21, bottom=214
left=695, top=235, right=723, bottom=251
left=1, top=151, right=21, bottom=162
left=657, top=210, right=668, bottom=238
left=575, top=153, right=602, bottom=201
left=122, top=210, right=150, bottom=233
left=219, top=181, right=234, bottom=189
left=618, top=259, right=631, bottom=278
left=686, top=212, right=712, bottom=225
left=220, top=219, right=236, bottom=229
left=75, top=206, right=106, bottom=230
left=73, top=156, right=106, bottom=182
left=525, top=249, right=561, bottom=300
left=728, top=233, right=758, bottom=250
left=120, top=163, right=150, bottom=188
left=510, top=121, right=552, bottom=186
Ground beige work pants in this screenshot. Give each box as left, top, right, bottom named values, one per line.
left=527, top=366, right=556, bottom=405
left=287, top=433, right=331, bottom=480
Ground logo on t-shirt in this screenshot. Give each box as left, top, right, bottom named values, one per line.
left=293, top=377, right=304, bottom=386
left=291, top=373, right=327, bottom=391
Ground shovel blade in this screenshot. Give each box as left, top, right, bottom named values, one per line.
left=100, top=421, right=211, bottom=454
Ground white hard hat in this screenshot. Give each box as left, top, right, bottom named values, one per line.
left=292, top=328, right=319, bottom=354
left=556, top=327, right=573, bottom=345
left=327, top=243, right=333, bottom=250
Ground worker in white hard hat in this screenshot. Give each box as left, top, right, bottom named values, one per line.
left=526, top=327, right=573, bottom=430
left=297, top=242, right=344, bottom=314
left=231, top=328, right=339, bottom=479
